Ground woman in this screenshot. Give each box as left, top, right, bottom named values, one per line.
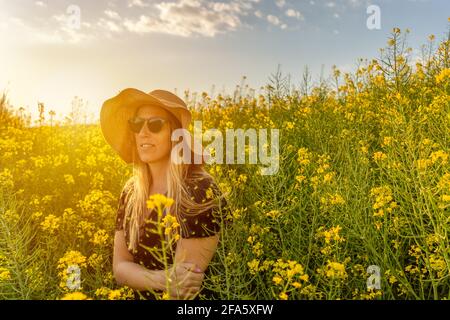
left=100, top=88, right=229, bottom=300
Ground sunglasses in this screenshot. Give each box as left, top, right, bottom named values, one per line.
left=128, top=117, right=168, bottom=134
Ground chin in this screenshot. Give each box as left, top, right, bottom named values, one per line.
left=140, top=156, right=158, bottom=163
left=139, top=154, right=167, bottom=164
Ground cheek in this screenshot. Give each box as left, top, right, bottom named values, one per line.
left=156, top=131, right=172, bottom=153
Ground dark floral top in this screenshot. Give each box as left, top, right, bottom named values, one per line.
left=114, top=172, right=229, bottom=300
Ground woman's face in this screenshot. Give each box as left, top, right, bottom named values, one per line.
left=133, top=105, right=173, bottom=164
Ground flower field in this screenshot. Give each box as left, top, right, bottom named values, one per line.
left=0, top=27, right=449, bottom=300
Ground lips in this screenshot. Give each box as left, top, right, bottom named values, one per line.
left=140, top=143, right=155, bottom=148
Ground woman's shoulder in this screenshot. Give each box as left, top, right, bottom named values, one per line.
left=179, top=168, right=230, bottom=238
left=185, top=167, right=222, bottom=204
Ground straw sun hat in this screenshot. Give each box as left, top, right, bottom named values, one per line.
left=100, top=88, right=204, bottom=164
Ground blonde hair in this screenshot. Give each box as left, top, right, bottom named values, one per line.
left=121, top=109, right=223, bottom=252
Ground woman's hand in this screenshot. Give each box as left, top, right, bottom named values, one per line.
left=167, top=262, right=205, bottom=300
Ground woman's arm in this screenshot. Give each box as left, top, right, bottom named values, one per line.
left=174, top=234, right=220, bottom=272
left=112, top=230, right=167, bottom=291
left=113, top=230, right=204, bottom=295
left=170, top=233, right=220, bottom=299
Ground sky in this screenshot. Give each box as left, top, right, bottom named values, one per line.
left=0, top=0, right=449, bottom=124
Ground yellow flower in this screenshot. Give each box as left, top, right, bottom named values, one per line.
left=388, top=275, right=397, bottom=284
left=161, top=213, right=180, bottom=238
left=61, top=292, right=90, bottom=300
left=57, top=250, right=87, bottom=268
left=435, top=68, right=450, bottom=84
left=238, top=174, right=248, bottom=184
left=318, top=225, right=345, bottom=244
left=320, top=193, right=345, bottom=207
left=31, top=211, right=43, bottom=220
left=370, top=186, right=397, bottom=216
left=416, top=159, right=431, bottom=171
left=40, top=214, right=61, bottom=235
left=95, top=287, right=110, bottom=298
left=247, top=259, right=260, bottom=275
left=0, top=267, right=11, bottom=281
left=360, top=288, right=382, bottom=300
left=57, top=250, right=87, bottom=290
left=299, top=274, right=309, bottom=282
left=88, top=253, right=104, bottom=268
left=323, top=261, right=347, bottom=279
left=373, top=151, right=387, bottom=162
left=76, top=221, right=95, bottom=240
left=162, top=292, right=171, bottom=300
left=147, top=194, right=174, bottom=211
left=279, top=292, right=288, bottom=300
left=297, top=148, right=311, bottom=166
left=230, top=207, right=247, bottom=220
left=430, top=150, right=448, bottom=165
left=323, top=172, right=335, bottom=183
left=266, top=210, right=281, bottom=219
left=284, top=121, right=295, bottom=130
left=295, top=175, right=306, bottom=185
left=64, top=174, right=75, bottom=185
left=330, top=194, right=345, bottom=205
left=438, top=173, right=450, bottom=191
left=91, top=229, right=109, bottom=246
left=108, top=289, right=122, bottom=300
left=271, top=259, right=309, bottom=295
left=429, top=255, right=446, bottom=277
left=252, top=242, right=264, bottom=257
left=272, top=275, right=283, bottom=285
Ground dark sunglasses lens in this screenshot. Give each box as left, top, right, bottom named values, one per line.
left=128, top=119, right=145, bottom=133
left=147, top=119, right=165, bottom=133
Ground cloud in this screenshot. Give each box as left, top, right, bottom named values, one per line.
left=104, top=10, right=121, bottom=20
left=122, top=0, right=260, bottom=37
left=50, top=13, right=93, bottom=43
left=267, top=14, right=280, bottom=26
left=285, top=9, right=304, bottom=20
left=2, top=0, right=269, bottom=42
left=2, top=14, right=91, bottom=45
left=98, top=18, right=123, bottom=33
left=128, top=0, right=151, bottom=8
left=255, top=10, right=263, bottom=18
left=325, top=0, right=370, bottom=9
left=35, top=1, right=47, bottom=8
left=275, top=0, right=286, bottom=8
left=346, top=0, right=365, bottom=6
left=266, top=14, right=287, bottom=29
